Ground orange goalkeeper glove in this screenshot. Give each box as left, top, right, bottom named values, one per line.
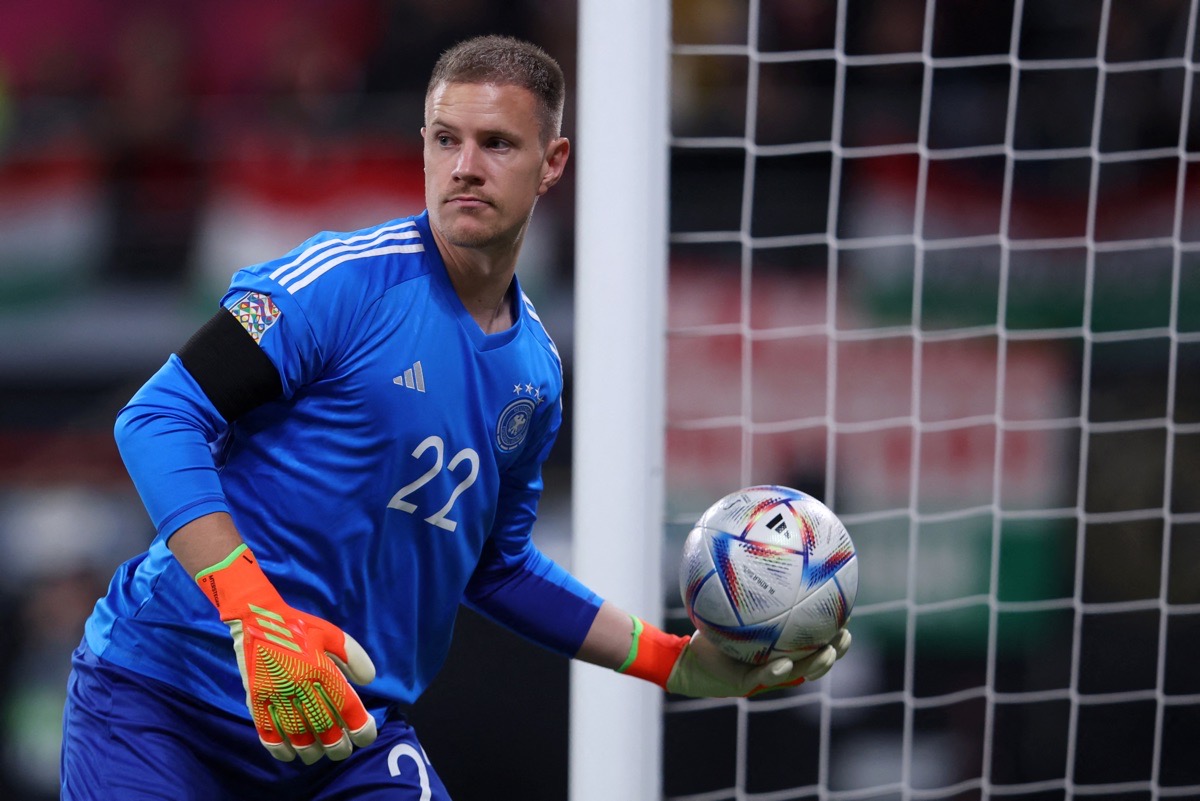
left=195, top=544, right=378, bottom=764
left=617, top=617, right=851, bottom=697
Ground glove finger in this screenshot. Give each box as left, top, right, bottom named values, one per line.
left=743, top=657, right=796, bottom=696
left=257, top=704, right=306, bottom=762
left=280, top=698, right=329, bottom=766
left=293, top=738, right=328, bottom=766
left=304, top=679, right=372, bottom=758
left=327, top=630, right=378, bottom=686
left=306, top=674, right=369, bottom=752
left=317, top=726, right=354, bottom=762
left=348, top=713, right=378, bottom=749
left=747, top=657, right=793, bottom=688
left=261, top=735, right=299, bottom=763
left=829, top=628, right=852, bottom=659
left=272, top=696, right=338, bottom=767
left=790, top=644, right=837, bottom=683
left=316, top=654, right=375, bottom=736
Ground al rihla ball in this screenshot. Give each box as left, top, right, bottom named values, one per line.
left=679, top=484, right=858, bottom=665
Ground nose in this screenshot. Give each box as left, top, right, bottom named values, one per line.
left=452, top=142, right=483, bottom=184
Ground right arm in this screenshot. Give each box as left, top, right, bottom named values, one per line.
left=113, top=303, right=284, bottom=544
left=113, top=354, right=235, bottom=543
left=115, top=307, right=375, bottom=765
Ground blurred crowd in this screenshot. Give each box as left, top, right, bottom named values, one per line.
left=0, top=0, right=576, bottom=293
left=1, top=1, right=1198, bottom=799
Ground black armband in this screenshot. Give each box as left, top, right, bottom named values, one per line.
left=177, top=308, right=283, bottom=422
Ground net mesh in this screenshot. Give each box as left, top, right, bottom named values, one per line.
left=661, top=1, right=1200, bottom=799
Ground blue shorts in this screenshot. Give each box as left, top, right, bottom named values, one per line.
left=61, top=641, right=452, bottom=801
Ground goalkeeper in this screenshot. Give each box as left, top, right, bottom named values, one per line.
left=60, top=35, right=850, bottom=801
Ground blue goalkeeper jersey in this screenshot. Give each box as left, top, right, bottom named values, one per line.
left=84, top=211, right=601, bottom=720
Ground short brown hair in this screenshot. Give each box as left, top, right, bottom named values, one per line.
left=427, top=35, right=565, bottom=143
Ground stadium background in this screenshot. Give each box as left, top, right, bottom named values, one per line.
left=0, top=1, right=1197, bottom=800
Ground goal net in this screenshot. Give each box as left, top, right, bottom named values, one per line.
left=655, top=1, right=1200, bottom=800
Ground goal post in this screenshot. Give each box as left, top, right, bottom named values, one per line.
left=569, top=2, right=670, bottom=801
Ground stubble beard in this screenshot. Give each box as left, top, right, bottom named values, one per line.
left=436, top=202, right=533, bottom=253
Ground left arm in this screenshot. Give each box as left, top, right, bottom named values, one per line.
left=465, top=470, right=850, bottom=695
left=463, top=537, right=602, bottom=657
left=468, top=382, right=851, bottom=696
left=574, top=600, right=641, bottom=669
left=468, top=546, right=851, bottom=698
left=465, top=394, right=603, bottom=657
left=576, top=599, right=852, bottom=698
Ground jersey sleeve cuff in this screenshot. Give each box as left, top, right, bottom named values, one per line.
left=157, top=498, right=231, bottom=541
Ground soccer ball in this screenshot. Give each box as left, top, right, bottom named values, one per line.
left=679, top=485, right=858, bottom=666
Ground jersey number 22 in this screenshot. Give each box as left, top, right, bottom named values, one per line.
left=388, top=435, right=480, bottom=532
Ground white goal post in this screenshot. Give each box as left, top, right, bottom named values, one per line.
left=569, top=2, right=670, bottom=801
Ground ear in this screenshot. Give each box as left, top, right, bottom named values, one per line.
left=537, top=137, right=570, bottom=196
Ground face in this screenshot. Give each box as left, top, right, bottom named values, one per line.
left=423, top=81, right=569, bottom=254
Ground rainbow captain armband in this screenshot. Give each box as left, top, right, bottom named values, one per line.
left=615, top=616, right=690, bottom=689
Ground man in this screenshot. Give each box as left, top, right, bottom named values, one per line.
left=61, top=35, right=849, bottom=800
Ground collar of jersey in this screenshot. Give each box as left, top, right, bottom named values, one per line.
left=414, top=210, right=525, bottom=352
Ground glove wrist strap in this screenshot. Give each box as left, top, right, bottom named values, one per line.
left=616, top=616, right=689, bottom=689
left=194, top=543, right=279, bottom=619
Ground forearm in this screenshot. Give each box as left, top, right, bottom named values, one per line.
left=465, top=541, right=602, bottom=657
left=577, top=602, right=691, bottom=687
left=168, top=512, right=246, bottom=577
left=574, top=600, right=645, bottom=670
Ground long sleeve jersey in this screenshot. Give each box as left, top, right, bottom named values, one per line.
left=84, top=211, right=601, bottom=720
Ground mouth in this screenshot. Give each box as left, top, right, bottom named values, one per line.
left=446, top=195, right=491, bottom=209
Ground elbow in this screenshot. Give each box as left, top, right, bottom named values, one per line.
left=113, top=403, right=138, bottom=460
left=113, top=399, right=176, bottom=461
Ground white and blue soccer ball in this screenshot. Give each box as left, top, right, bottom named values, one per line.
left=679, top=485, right=858, bottom=666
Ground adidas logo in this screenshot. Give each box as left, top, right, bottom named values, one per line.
left=393, top=361, right=426, bottom=392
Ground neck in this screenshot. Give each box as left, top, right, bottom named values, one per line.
left=455, top=270, right=514, bottom=335
left=432, top=228, right=520, bottom=335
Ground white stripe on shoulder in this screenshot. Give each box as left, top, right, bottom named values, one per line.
left=269, top=221, right=419, bottom=284
left=521, top=292, right=543, bottom=323
left=286, top=243, right=425, bottom=293
left=520, top=291, right=561, bottom=366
